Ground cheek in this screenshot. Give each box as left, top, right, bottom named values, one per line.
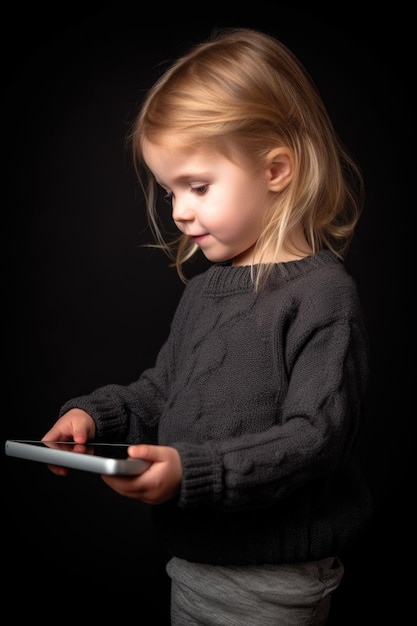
left=207, top=190, right=243, bottom=229
left=203, top=176, right=267, bottom=232
left=232, top=185, right=267, bottom=226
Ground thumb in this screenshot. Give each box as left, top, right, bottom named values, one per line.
left=128, top=443, right=161, bottom=461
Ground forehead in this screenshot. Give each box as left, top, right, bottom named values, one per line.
left=142, top=135, right=217, bottom=160
left=142, top=139, right=228, bottom=182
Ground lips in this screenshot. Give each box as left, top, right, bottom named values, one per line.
left=189, top=234, right=209, bottom=244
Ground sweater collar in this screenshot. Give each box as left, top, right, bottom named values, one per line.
left=203, top=250, right=340, bottom=295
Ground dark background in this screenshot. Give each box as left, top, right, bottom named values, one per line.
left=3, top=5, right=414, bottom=623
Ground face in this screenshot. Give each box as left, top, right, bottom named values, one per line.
left=142, top=140, right=273, bottom=266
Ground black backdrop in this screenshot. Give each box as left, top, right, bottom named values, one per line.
left=3, top=6, right=414, bottom=623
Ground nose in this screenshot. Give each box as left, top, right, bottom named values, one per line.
left=172, top=196, right=194, bottom=224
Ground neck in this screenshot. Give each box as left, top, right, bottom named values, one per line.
left=233, top=228, right=313, bottom=266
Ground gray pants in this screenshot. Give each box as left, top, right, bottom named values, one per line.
left=167, top=555, right=344, bottom=625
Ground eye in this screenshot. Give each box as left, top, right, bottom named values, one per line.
left=192, top=184, right=209, bottom=196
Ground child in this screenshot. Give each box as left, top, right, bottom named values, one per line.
left=42, top=27, right=372, bottom=625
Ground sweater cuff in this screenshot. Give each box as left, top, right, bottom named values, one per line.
left=173, top=442, right=223, bottom=508
left=59, top=396, right=126, bottom=439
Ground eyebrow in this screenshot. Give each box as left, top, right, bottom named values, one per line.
left=155, top=173, right=211, bottom=190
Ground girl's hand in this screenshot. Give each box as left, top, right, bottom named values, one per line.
left=42, top=408, right=96, bottom=444
left=102, top=444, right=182, bottom=504
left=41, top=408, right=96, bottom=476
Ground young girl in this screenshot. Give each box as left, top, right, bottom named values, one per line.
left=43, top=27, right=372, bottom=625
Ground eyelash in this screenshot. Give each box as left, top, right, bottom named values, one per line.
left=193, top=184, right=209, bottom=196
left=163, top=185, right=209, bottom=202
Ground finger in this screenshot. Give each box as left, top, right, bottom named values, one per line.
left=127, top=443, right=154, bottom=460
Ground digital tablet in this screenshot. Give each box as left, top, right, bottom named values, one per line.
left=5, top=439, right=150, bottom=476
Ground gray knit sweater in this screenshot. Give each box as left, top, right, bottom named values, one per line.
left=59, top=250, right=372, bottom=565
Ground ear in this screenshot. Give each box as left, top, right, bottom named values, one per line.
left=265, top=147, right=294, bottom=192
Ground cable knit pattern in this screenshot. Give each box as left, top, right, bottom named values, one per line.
left=59, top=250, right=372, bottom=565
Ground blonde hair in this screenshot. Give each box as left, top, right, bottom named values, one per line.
left=130, top=27, right=364, bottom=289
